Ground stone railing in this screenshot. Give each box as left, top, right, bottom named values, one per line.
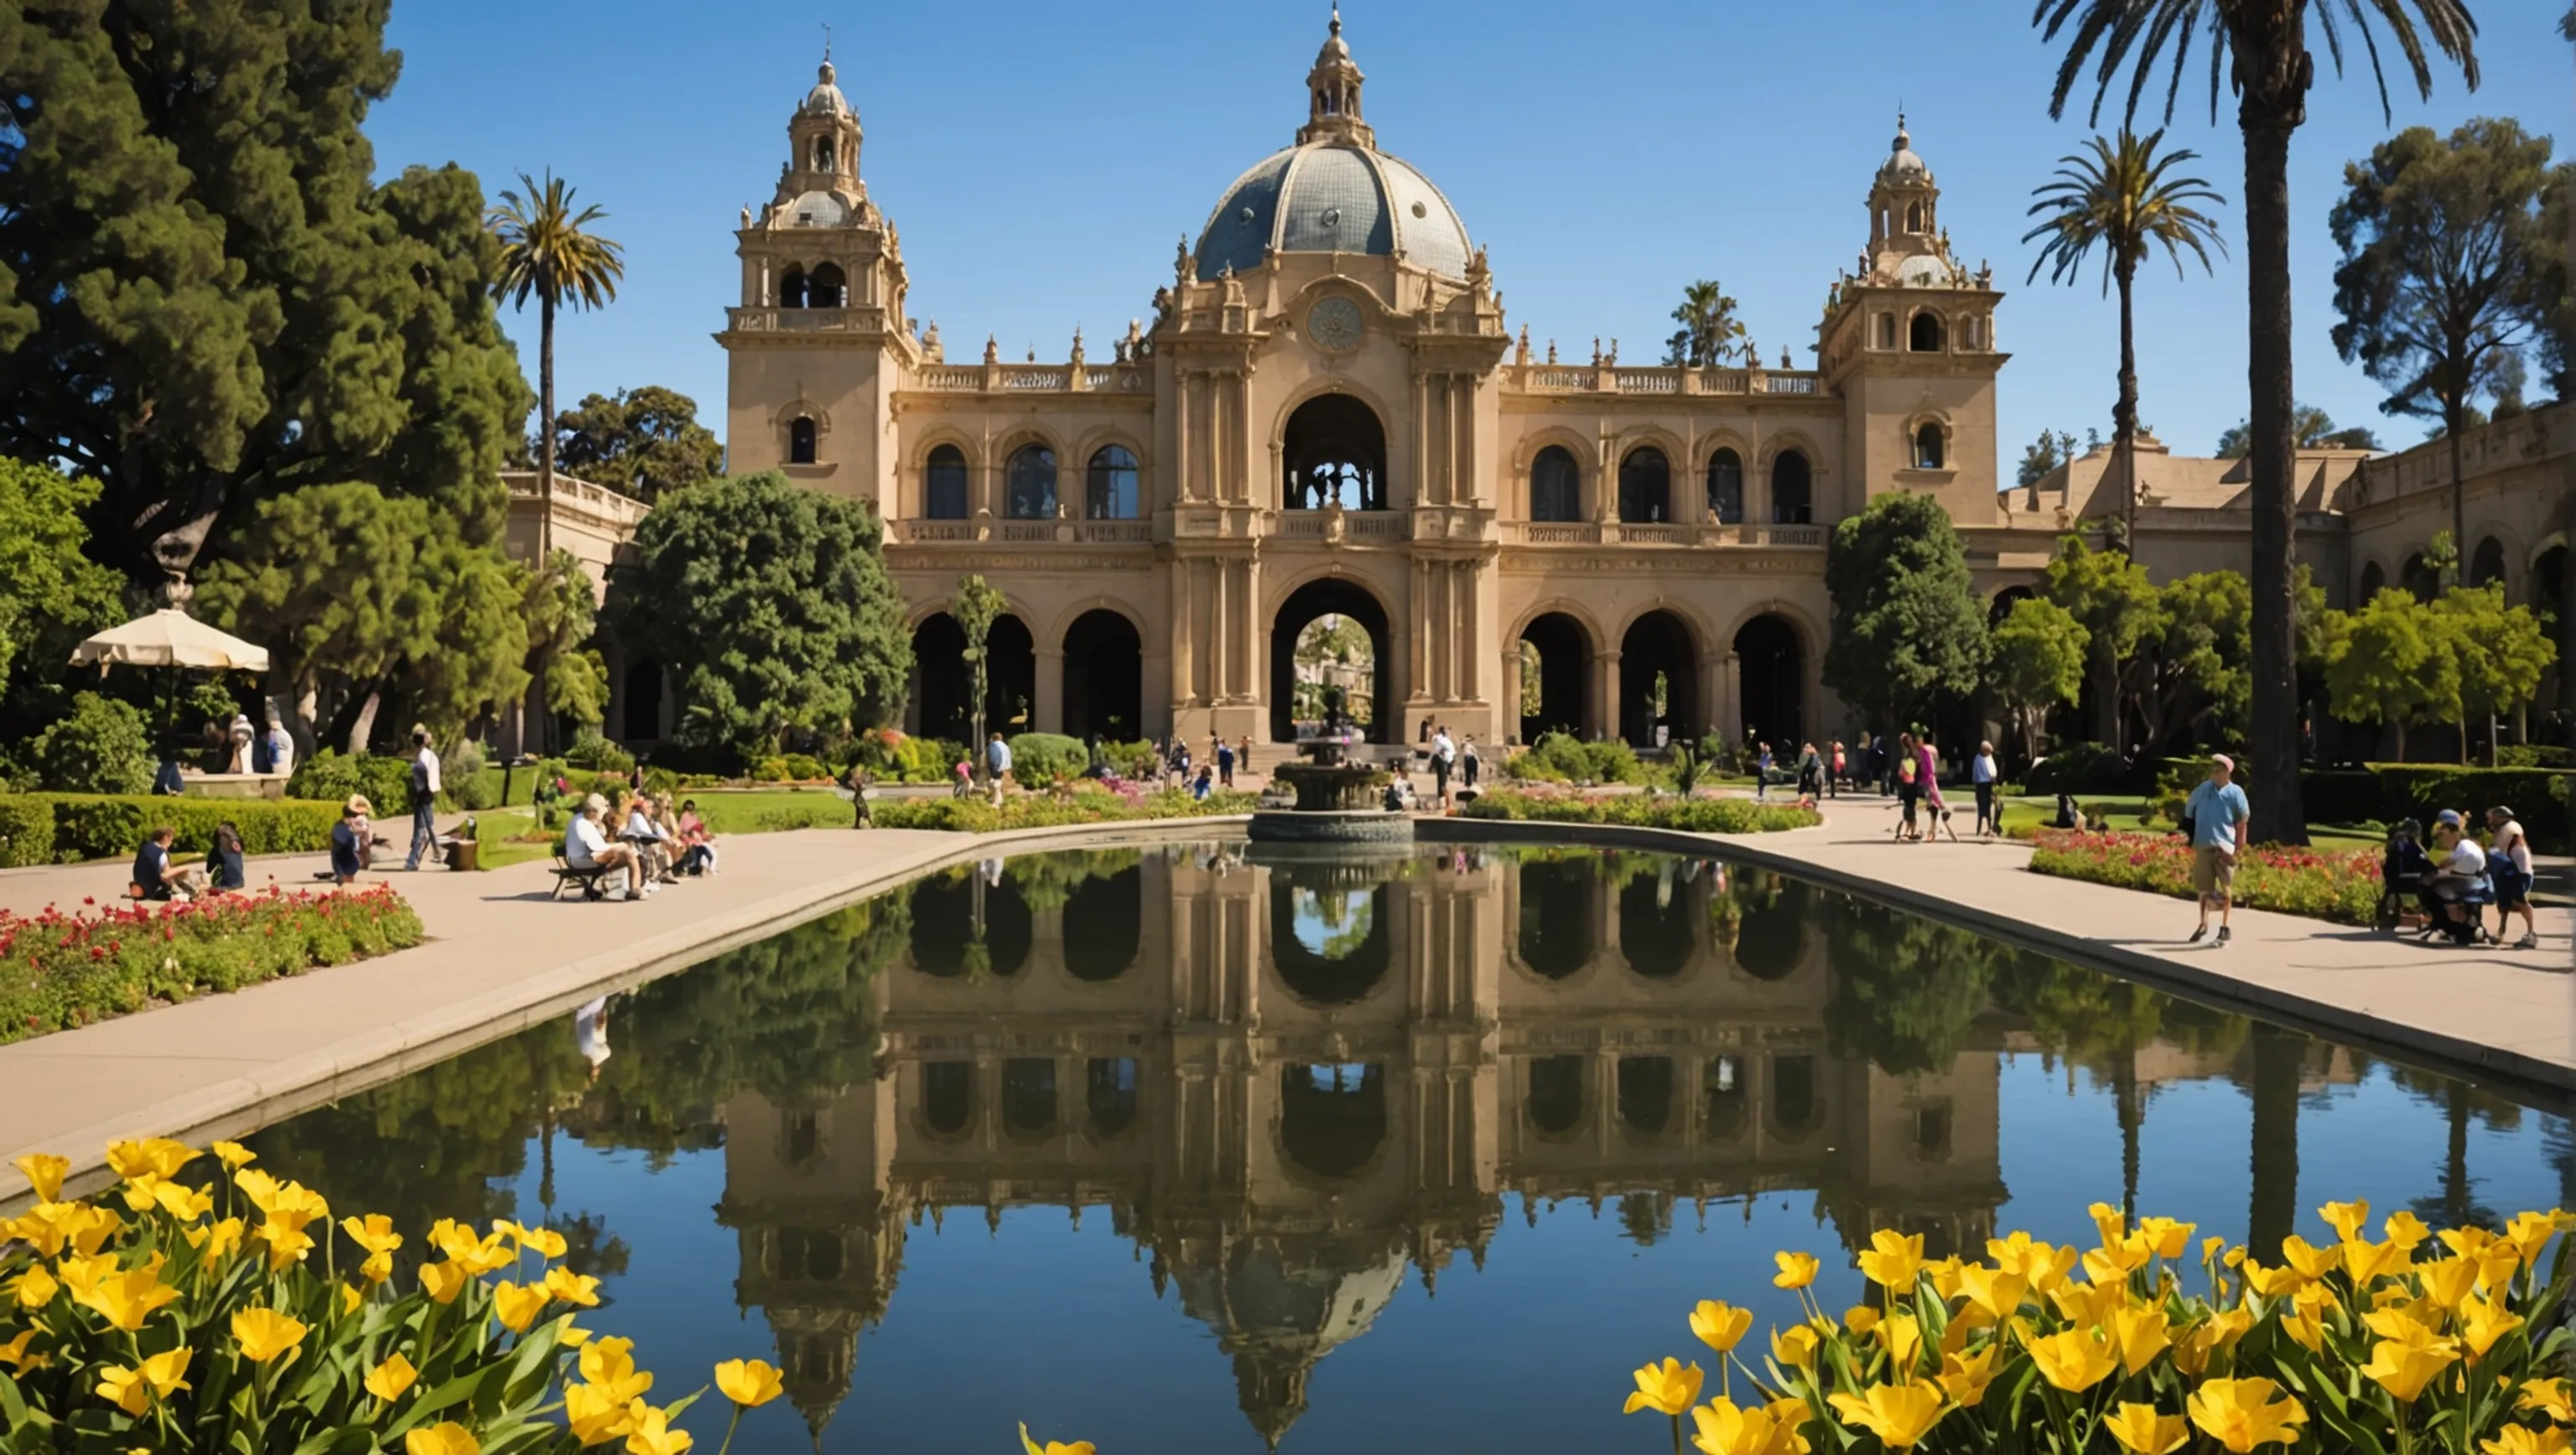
left=887, top=517, right=1152, bottom=546
left=1511, top=364, right=1829, bottom=398
left=1078, top=520, right=1152, bottom=543
left=1524, top=522, right=1602, bottom=545
left=907, top=363, right=1151, bottom=395
left=1750, top=523, right=1826, bottom=547
left=724, top=306, right=888, bottom=334
left=891, top=519, right=976, bottom=543
left=1616, top=522, right=1688, bottom=545
left=1503, top=519, right=1828, bottom=548
left=1272, top=510, right=1411, bottom=542
left=500, top=471, right=649, bottom=528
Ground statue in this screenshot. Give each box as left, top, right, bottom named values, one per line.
left=1780, top=346, right=1793, bottom=370
left=739, top=204, right=752, bottom=229
left=1514, top=324, right=1530, bottom=366
left=1175, top=234, right=1193, bottom=287
left=983, top=334, right=1000, bottom=366
left=1591, top=336, right=1602, bottom=366
left=1321, top=684, right=1349, bottom=738
left=1546, top=340, right=1557, bottom=364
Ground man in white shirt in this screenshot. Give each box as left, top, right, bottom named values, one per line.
left=1429, top=726, right=1455, bottom=808
left=564, top=795, right=641, bottom=899
left=622, top=798, right=671, bottom=886
left=402, top=729, right=444, bottom=870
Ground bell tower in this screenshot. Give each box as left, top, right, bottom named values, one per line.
left=1296, top=6, right=1374, bottom=147
left=1863, top=112, right=1941, bottom=278
left=786, top=56, right=863, bottom=196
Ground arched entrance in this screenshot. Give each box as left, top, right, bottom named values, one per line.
left=2471, top=536, right=2507, bottom=590
left=1062, top=610, right=1142, bottom=741
left=1518, top=612, right=1592, bottom=741
left=1270, top=876, right=1392, bottom=1004
left=1270, top=577, right=1394, bottom=742
left=1291, top=615, right=1376, bottom=735
left=985, top=616, right=1036, bottom=735
left=1733, top=614, right=1803, bottom=750
left=911, top=615, right=969, bottom=741
left=1618, top=865, right=1697, bottom=979
left=1281, top=394, right=1387, bottom=511
left=1278, top=1063, right=1386, bottom=1179
left=1619, top=611, right=1700, bottom=749
left=1516, top=858, right=1595, bottom=977
left=1063, top=866, right=1141, bottom=982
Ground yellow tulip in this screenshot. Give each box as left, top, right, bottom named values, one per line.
left=2517, top=1379, right=2575, bottom=1424
left=1623, top=1358, right=1705, bottom=1416
left=2382, top=1210, right=2431, bottom=1250
left=2045, top=1276, right=2122, bottom=1329
left=2172, top=1309, right=2253, bottom=1375
left=714, top=1358, right=784, bottom=1408
left=1691, top=1300, right=1754, bottom=1354
left=104, top=1137, right=195, bottom=1182
left=519, top=1226, right=569, bottom=1260
left=10, top=1264, right=59, bottom=1311
left=2442, top=1224, right=2496, bottom=1258
left=13, top=1201, right=115, bottom=1259
left=1937, top=1345, right=1997, bottom=1407
left=2360, top=1324, right=2459, bottom=1402
left=2502, top=1210, right=2558, bottom=1270
left=1857, top=1229, right=1925, bottom=1291
left=2238, top=1257, right=2306, bottom=1298
left=2277, top=1235, right=2340, bottom=1283
left=2109, top=1304, right=2173, bottom=1375
left=72, top=1261, right=180, bottom=1333
left=366, top=1352, right=418, bottom=1402
left=419, top=1259, right=473, bottom=1306
left=1689, top=1396, right=1802, bottom=1455
left=1924, top=1257, right=1966, bottom=1302
left=1769, top=1324, right=1818, bottom=1370
left=0, top=1330, right=44, bottom=1371
left=2102, top=1402, right=2190, bottom=1455
left=559, top=1319, right=593, bottom=1348
left=95, top=1347, right=190, bottom=1416
left=146, top=1179, right=211, bottom=1222
left=1826, top=1379, right=1947, bottom=1449
left=1954, top=1265, right=2027, bottom=1322
left=12, top=1152, right=68, bottom=1202
left=1843, top=1306, right=1880, bottom=1337
left=1875, top=1312, right=1923, bottom=1374
left=2319, top=1200, right=2371, bottom=1244
left=2027, top=1328, right=2118, bottom=1393
left=2189, top=1377, right=2307, bottom=1452
left=405, top=1422, right=480, bottom=1455
left=2419, top=1255, right=2481, bottom=1310
left=545, top=1265, right=603, bottom=1307
left=2136, top=1217, right=2196, bottom=1260
left=428, top=1218, right=485, bottom=1261
left=580, top=1336, right=654, bottom=1406
left=2482, top=1429, right=2573, bottom=1455
left=491, top=1280, right=550, bottom=1333
left=257, top=1223, right=316, bottom=1271
left=1773, top=1251, right=1819, bottom=1289
left=361, top=1250, right=394, bottom=1286
left=1019, top=1423, right=1097, bottom=1455
left=230, top=1306, right=309, bottom=1364
left=1987, top=1231, right=2079, bottom=1291
left=2281, top=1284, right=2334, bottom=1353
left=622, top=1404, right=693, bottom=1455
left=2345, top=1236, right=2412, bottom=1287
left=564, top=1382, right=637, bottom=1446
left=212, top=1140, right=255, bottom=1170
left=2081, top=1241, right=2151, bottom=1286
left=340, top=1281, right=363, bottom=1315
left=184, top=1216, right=245, bottom=1262
left=2460, top=1291, right=2525, bottom=1364
left=341, top=1213, right=402, bottom=1255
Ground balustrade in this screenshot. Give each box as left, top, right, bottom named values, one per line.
left=1513, top=364, right=1823, bottom=397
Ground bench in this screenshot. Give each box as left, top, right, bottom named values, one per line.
left=550, top=854, right=611, bottom=902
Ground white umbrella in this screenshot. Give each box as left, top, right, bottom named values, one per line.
left=71, top=609, right=269, bottom=673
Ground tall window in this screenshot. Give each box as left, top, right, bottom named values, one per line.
left=1874, top=314, right=1895, bottom=350
left=1618, top=447, right=1670, bottom=524
left=788, top=417, right=817, bottom=465
left=1086, top=445, right=1140, bottom=519
left=779, top=265, right=808, bottom=309
left=1770, top=450, right=1812, bottom=524
left=1705, top=448, right=1744, bottom=524
left=925, top=444, right=969, bottom=519
left=1530, top=446, right=1581, bottom=522
left=806, top=262, right=846, bottom=309
left=1914, top=424, right=1945, bottom=470
left=1909, top=312, right=1944, bottom=352
left=813, top=138, right=834, bottom=171
left=1005, top=444, right=1057, bottom=519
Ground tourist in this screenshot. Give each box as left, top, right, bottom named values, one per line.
left=566, top=793, right=641, bottom=901
left=574, top=995, right=612, bottom=1084
left=953, top=753, right=974, bottom=799
left=1796, top=742, right=1822, bottom=804
left=1216, top=735, right=1235, bottom=788
left=674, top=799, right=718, bottom=875
left=1755, top=741, right=1773, bottom=801
left=1239, top=735, right=1254, bottom=777
left=1916, top=734, right=1953, bottom=844
left=1877, top=734, right=1898, bottom=797
left=266, top=714, right=295, bottom=779
left=210, top=821, right=247, bottom=892
left=1828, top=740, right=1845, bottom=798
left=2183, top=753, right=2250, bottom=945
left=1192, top=763, right=1214, bottom=801
left=1169, top=738, right=1191, bottom=790
left=1461, top=735, right=1481, bottom=790
left=132, top=826, right=195, bottom=902
left=226, top=712, right=255, bottom=774
left=330, top=795, right=372, bottom=884
left=846, top=763, right=873, bottom=828
left=2422, top=811, right=2491, bottom=945
left=1893, top=733, right=1921, bottom=840
left=2486, top=805, right=2538, bottom=949
left=402, top=728, right=443, bottom=870
left=1430, top=724, right=1456, bottom=808
left=1971, top=740, right=1998, bottom=839
left=621, top=792, right=673, bottom=886
left=987, top=731, right=1012, bottom=808
left=151, top=740, right=186, bottom=797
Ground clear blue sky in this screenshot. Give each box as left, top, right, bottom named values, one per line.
left=371, top=1, right=2572, bottom=473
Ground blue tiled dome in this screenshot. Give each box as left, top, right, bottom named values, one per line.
left=1194, top=143, right=1471, bottom=283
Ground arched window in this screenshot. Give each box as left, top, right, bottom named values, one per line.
left=1905, top=201, right=1924, bottom=232
left=1914, top=423, right=1945, bottom=470
left=1085, top=445, right=1139, bottom=519
left=1909, top=312, right=1944, bottom=352
left=1875, top=314, right=1896, bottom=350
left=779, top=265, right=808, bottom=309
left=1530, top=446, right=1581, bottom=522
left=924, top=444, right=969, bottom=519
left=806, top=262, right=846, bottom=309
left=2471, top=536, right=2508, bottom=589
left=1618, top=446, right=1670, bottom=523
left=1282, top=394, right=1386, bottom=510
left=1706, top=448, right=1744, bottom=524
left=1770, top=450, right=1812, bottom=524
left=1005, top=444, right=1057, bottom=520
left=788, top=417, right=817, bottom=465
left=2358, top=561, right=2387, bottom=601
left=813, top=138, right=834, bottom=172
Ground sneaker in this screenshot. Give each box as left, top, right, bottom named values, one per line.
left=2187, top=925, right=2207, bottom=943
left=2215, top=926, right=2231, bottom=946
left=2516, top=933, right=2539, bottom=950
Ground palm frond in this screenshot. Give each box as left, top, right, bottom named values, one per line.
left=2033, top=0, right=2477, bottom=128
left=486, top=169, right=627, bottom=315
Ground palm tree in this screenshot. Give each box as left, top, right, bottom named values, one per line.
left=1662, top=279, right=1746, bottom=368
left=2033, top=0, right=2480, bottom=848
left=489, top=172, right=626, bottom=555
left=2025, top=128, right=2228, bottom=551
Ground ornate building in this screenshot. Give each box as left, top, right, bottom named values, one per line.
left=720, top=18, right=2007, bottom=751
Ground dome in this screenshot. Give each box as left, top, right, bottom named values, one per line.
left=783, top=190, right=849, bottom=227
left=801, top=60, right=851, bottom=117
left=1194, top=143, right=1471, bottom=283
left=1879, top=117, right=1929, bottom=183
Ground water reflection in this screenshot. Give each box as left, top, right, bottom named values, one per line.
left=247, top=844, right=2565, bottom=1452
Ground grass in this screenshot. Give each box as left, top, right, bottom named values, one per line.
left=464, top=789, right=865, bottom=871
left=1991, top=792, right=2384, bottom=850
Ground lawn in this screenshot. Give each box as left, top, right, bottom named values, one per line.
left=1992, top=792, right=2385, bottom=850
left=468, top=789, right=860, bottom=870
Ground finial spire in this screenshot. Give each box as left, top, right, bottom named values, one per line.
left=1330, top=2, right=1341, bottom=36
left=823, top=21, right=832, bottom=61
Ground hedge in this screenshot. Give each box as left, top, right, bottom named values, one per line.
left=286, top=749, right=417, bottom=815
left=0, top=794, right=345, bottom=867
left=872, top=785, right=1257, bottom=832
left=1459, top=788, right=1820, bottom=834
left=1005, top=732, right=1090, bottom=784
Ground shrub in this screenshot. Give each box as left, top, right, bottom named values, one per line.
left=287, top=750, right=416, bottom=815
left=1005, top=732, right=1089, bottom=785
left=1099, top=739, right=1161, bottom=780
left=562, top=727, right=635, bottom=773
left=2497, top=743, right=2575, bottom=769
left=2024, top=741, right=2129, bottom=795
left=750, top=752, right=830, bottom=783
left=2300, top=765, right=2573, bottom=849
left=1459, top=787, right=1819, bottom=834
left=2028, top=827, right=2381, bottom=924
left=29, top=692, right=154, bottom=796
left=444, top=740, right=494, bottom=808
left=0, top=798, right=55, bottom=869
left=0, top=794, right=343, bottom=865
left=1509, top=731, right=1619, bottom=783
left=872, top=783, right=1256, bottom=832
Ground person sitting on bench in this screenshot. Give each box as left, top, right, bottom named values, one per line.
left=565, top=793, right=641, bottom=900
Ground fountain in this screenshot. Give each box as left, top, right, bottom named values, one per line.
left=1248, top=686, right=1412, bottom=843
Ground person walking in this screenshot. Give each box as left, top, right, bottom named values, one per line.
left=1893, top=732, right=1921, bottom=840
left=846, top=762, right=873, bottom=828
left=1754, top=741, right=1773, bottom=801
left=986, top=731, right=1012, bottom=808
left=2486, top=804, right=2538, bottom=949
left=1216, top=736, right=1235, bottom=789
left=1828, top=740, right=1844, bottom=799
left=1238, top=735, right=1254, bottom=780
left=1971, top=740, right=1998, bottom=839
left=1916, top=734, right=1955, bottom=844
left=2183, top=753, right=2251, bottom=945
left=1461, top=735, right=1480, bottom=791
left=1429, top=725, right=1456, bottom=808
left=402, top=729, right=443, bottom=870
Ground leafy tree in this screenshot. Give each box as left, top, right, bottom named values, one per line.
left=2126, top=570, right=2251, bottom=756
left=522, top=551, right=606, bottom=735
left=609, top=472, right=911, bottom=760
left=1822, top=491, right=1987, bottom=735
left=2038, top=0, right=2481, bottom=849
left=2024, top=128, right=2228, bottom=546
left=952, top=574, right=1008, bottom=773
left=551, top=386, right=722, bottom=504
left=1987, top=596, right=2090, bottom=767
left=0, top=10, right=529, bottom=582
left=490, top=172, right=626, bottom=555
left=2214, top=403, right=2381, bottom=458
left=2041, top=533, right=2158, bottom=748
left=0, top=458, right=122, bottom=704
left=1825, top=902, right=2005, bottom=1077
left=2323, top=589, right=2459, bottom=760
left=2016, top=429, right=2083, bottom=489
left=2331, top=118, right=2554, bottom=573
left=29, top=691, right=153, bottom=795
left=2534, top=163, right=2576, bottom=399
left=2433, top=583, right=2557, bottom=762
left=1661, top=279, right=1745, bottom=368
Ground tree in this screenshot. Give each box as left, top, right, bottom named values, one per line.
left=1662, top=279, right=1746, bottom=368
left=0, top=11, right=531, bottom=582
left=0, top=458, right=122, bottom=704
left=1987, top=597, right=2090, bottom=766
left=551, top=386, right=723, bottom=504
left=2126, top=569, right=2251, bottom=756
left=2041, top=533, right=2158, bottom=748
left=2322, top=588, right=2458, bottom=760
left=2038, top=0, right=2482, bottom=849
left=2433, top=583, right=2556, bottom=761
left=1822, top=492, right=1988, bottom=734
left=28, top=692, right=153, bottom=795
left=610, top=473, right=909, bottom=760
left=952, top=574, right=1008, bottom=775
left=522, top=551, right=607, bottom=736
left=2332, top=118, right=2553, bottom=578
left=2024, top=128, right=2229, bottom=547
left=490, top=172, right=626, bottom=556
left=2017, top=429, right=2084, bottom=489
left=2214, top=403, right=2380, bottom=456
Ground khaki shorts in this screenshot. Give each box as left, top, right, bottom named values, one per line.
left=2192, top=844, right=2236, bottom=896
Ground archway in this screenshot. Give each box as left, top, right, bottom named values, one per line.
left=1733, top=614, right=1803, bottom=750
left=1618, top=446, right=1670, bottom=523
left=1517, top=858, right=1596, bottom=977
left=908, top=870, right=1031, bottom=978
left=1989, top=585, right=2034, bottom=626
left=1063, top=865, right=1141, bottom=982
left=1270, top=578, right=1394, bottom=742
left=1618, top=1057, right=1677, bottom=1136
left=1732, top=876, right=1810, bottom=980
left=1062, top=611, right=1142, bottom=741
left=1618, top=865, right=1697, bottom=979
left=1278, top=1063, right=1385, bottom=1179
left=2402, top=553, right=2438, bottom=602
left=1086, top=1057, right=1140, bottom=1138
left=2358, top=561, right=2388, bottom=602
left=1909, top=312, right=1944, bottom=351
left=1531, top=445, right=1581, bottom=522
left=1281, top=394, right=1387, bottom=510
left=1527, top=1056, right=1585, bottom=1137
left=1291, top=615, right=1376, bottom=735
left=1001, top=1058, right=1057, bottom=1137
left=2471, top=536, right=2507, bottom=590
left=1518, top=611, right=1592, bottom=740
left=1619, top=611, right=1700, bottom=749
left=911, top=614, right=969, bottom=741
left=985, top=616, right=1036, bottom=735
left=1270, top=879, right=1392, bottom=1004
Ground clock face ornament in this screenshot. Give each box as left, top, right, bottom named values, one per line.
left=1307, top=297, right=1363, bottom=354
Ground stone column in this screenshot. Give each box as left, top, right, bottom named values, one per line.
left=1034, top=647, right=1066, bottom=734
left=1592, top=649, right=1621, bottom=744
left=1709, top=651, right=1736, bottom=748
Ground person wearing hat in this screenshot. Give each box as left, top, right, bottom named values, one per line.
left=565, top=792, right=644, bottom=899
left=2183, top=753, right=2250, bottom=944
left=330, top=796, right=372, bottom=885
left=2422, top=809, right=2491, bottom=943
left=2486, top=805, right=2538, bottom=949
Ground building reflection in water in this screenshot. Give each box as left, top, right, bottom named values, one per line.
left=716, top=844, right=2009, bottom=1447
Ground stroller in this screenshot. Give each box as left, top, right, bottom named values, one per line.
left=2374, top=820, right=2431, bottom=934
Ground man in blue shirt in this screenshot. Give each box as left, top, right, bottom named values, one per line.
left=986, top=732, right=1012, bottom=808
left=2184, top=753, right=2251, bottom=945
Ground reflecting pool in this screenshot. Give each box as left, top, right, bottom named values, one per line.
left=247, top=842, right=2569, bottom=1452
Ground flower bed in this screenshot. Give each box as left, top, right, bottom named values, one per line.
left=2026, top=829, right=2381, bottom=926
left=0, top=886, right=425, bottom=1043
left=2, top=1141, right=786, bottom=1453
left=871, top=783, right=1258, bottom=833
left=1461, top=787, right=1820, bottom=834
